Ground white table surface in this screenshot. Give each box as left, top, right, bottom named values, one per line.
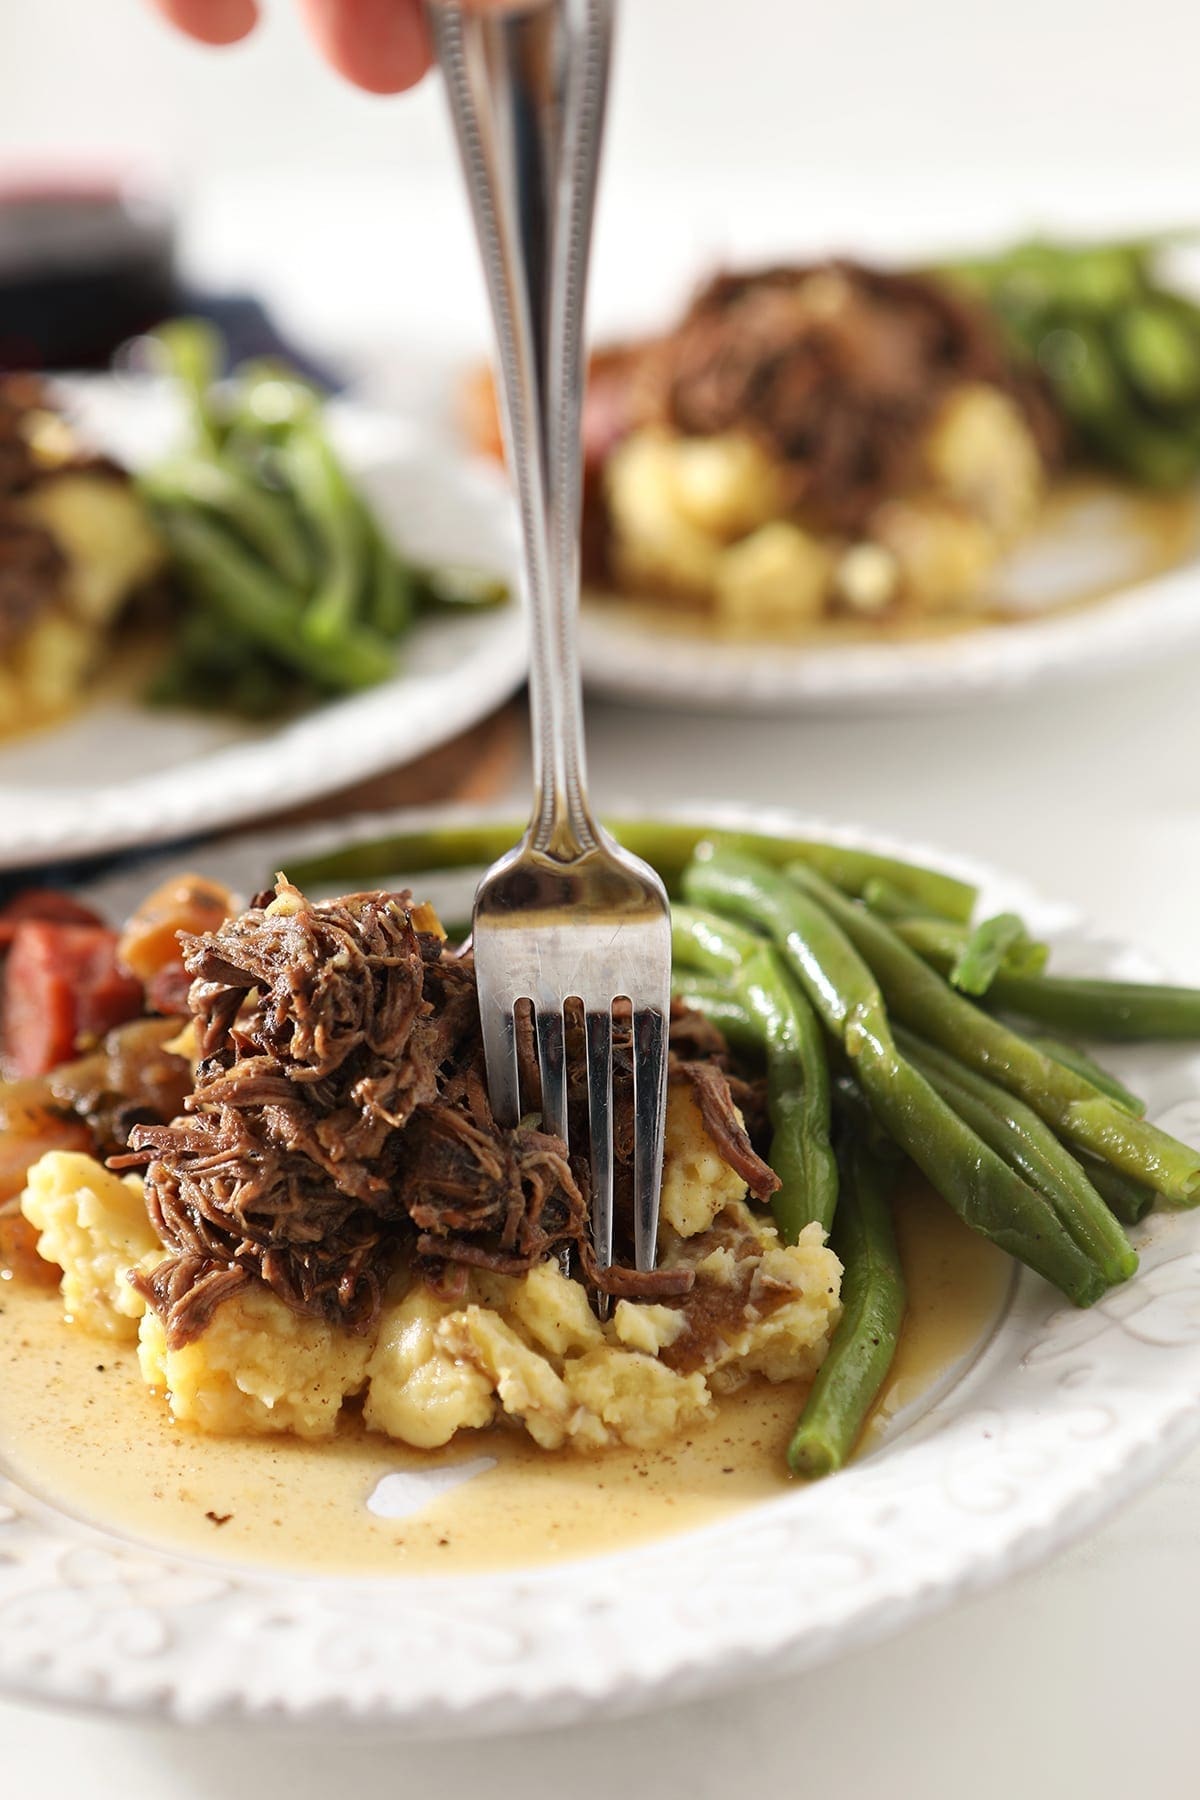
left=4, top=648, right=1200, bottom=1794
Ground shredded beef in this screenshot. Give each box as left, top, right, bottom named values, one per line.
left=575, top=259, right=1065, bottom=584
left=633, top=261, right=1062, bottom=534
left=668, top=999, right=734, bottom=1065
left=119, top=880, right=740, bottom=1346
left=0, top=377, right=46, bottom=495
left=674, top=1059, right=780, bottom=1201
left=49, top=1016, right=193, bottom=1157
left=120, top=882, right=437, bottom=1343
left=0, top=512, right=65, bottom=652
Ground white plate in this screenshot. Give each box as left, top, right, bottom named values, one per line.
left=0, top=381, right=526, bottom=870
left=3, top=802, right=1200, bottom=1734
left=579, top=487, right=1200, bottom=713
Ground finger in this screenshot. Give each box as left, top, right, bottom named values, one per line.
left=297, top=0, right=432, bottom=94
left=149, top=0, right=260, bottom=45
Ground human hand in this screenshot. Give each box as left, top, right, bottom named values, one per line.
left=148, top=0, right=432, bottom=95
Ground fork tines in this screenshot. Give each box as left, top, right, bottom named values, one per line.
left=475, top=964, right=670, bottom=1288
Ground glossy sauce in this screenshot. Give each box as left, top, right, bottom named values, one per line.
left=0, top=1182, right=1011, bottom=1577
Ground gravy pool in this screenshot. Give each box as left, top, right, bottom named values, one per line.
left=0, top=1181, right=1011, bottom=1577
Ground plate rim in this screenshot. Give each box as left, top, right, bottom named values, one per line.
left=578, top=548, right=1200, bottom=713
left=2, top=800, right=1199, bottom=1735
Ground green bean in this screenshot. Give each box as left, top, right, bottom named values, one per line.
left=671, top=903, right=761, bottom=977
left=783, top=861, right=1200, bottom=1204
left=949, top=913, right=1041, bottom=996
left=154, top=507, right=393, bottom=692
left=278, top=424, right=369, bottom=641
left=671, top=906, right=837, bottom=1237
left=364, top=512, right=415, bottom=640
left=1031, top=1036, right=1146, bottom=1115
left=414, top=563, right=510, bottom=612
left=1041, top=319, right=1200, bottom=487
left=288, top=819, right=528, bottom=888
left=139, top=455, right=312, bottom=587
left=935, top=232, right=1200, bottom=489
left=224, top=359, right=321, bottom=439
left=153, top=318, right=223, bottom=453
left=145, top=611, right=294, bottom=717
left=1074, top=1154, right=1158, bottom=1226
left=983, top=969, right=1200, bottom=1041
left=771, top=842, right=975, bottom=921
left=896, top=917, right=1049, bottom=984
left=287, top=820, right=978, bottom=916
left=861, top=877, right=950, bottom=922
left=659, top=831, right=976, bottom=914
left=1111, top=300, right=1200, bottom=409
left=669, top=972, right=763, bottom=1061
left=830, top=1073, right=901, bottom=1163
left=683, top=851, right=1109, bottom=1304
left=740, top=945, right=839, bottom=1239
left=896, top=1028, right=1137, bottom=1285
left=787, top=1140, right=906, bottom=1478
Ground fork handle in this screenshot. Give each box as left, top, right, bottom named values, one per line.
left=429, top=0, right=613, bottom=863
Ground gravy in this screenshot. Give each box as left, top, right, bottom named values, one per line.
left=0, top=1182, right=1011, bottom=1577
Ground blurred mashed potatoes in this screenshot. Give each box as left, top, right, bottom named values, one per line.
left=606, top=383, right=1045, bottom=632
left=0, top=379, right=163, bottom=736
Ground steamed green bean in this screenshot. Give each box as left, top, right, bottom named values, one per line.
left=683, top=849, right=1110, bottom=1305
left=897, top=1028, right=1137, bottom=1286
left=783, top=862, right=1200, bottom=1204
left=787, top=1141, right=906, bottom=1479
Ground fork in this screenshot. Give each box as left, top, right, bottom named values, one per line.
left=429, top=0, right=671, bottom=1287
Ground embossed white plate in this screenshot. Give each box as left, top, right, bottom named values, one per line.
left=579, top=484, right=1200, bottom=713
left=0, top=381, right=525, bottom=871
left=3, top=803, right=1200, bottom=1735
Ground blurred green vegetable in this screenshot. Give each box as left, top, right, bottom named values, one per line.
left=142, top=320, right=509, bottom=718
left=935, top=231, right=1200, bottom=487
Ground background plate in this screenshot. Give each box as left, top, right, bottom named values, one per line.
left=579, top=488, right=1200, bottom=713
left=2, top=803, right=1199, bottom=1734
left=0, top=382, right=526, bottom=869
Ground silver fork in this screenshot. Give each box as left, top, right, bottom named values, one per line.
left=429, top=0, right=671, bottom=1287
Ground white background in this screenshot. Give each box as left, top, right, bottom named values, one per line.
left=3, top=1, right=1200, bottom=1793
left=4, top=0, right=1200, bottom=360
left=4, top=0, right=1200, bottom=186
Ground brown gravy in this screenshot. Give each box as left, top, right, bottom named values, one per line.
left=0, top=1182, right=1011, bottom=1578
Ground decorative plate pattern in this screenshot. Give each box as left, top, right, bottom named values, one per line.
left=2, top=806, right=1199, bottom=1734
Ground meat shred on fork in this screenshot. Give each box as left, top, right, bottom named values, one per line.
left=117, top=880, right=772, bottom=1347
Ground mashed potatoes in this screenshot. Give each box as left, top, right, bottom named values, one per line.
left=603, top=384, right=1045, bottom=629
left=20, top=1093, right=843, bottom=1454
left=0, top=470, right=165, bottom=739
left=20, top=1151, right=159, bottom=1338
left=138, top=1288, right=374, bottom=1440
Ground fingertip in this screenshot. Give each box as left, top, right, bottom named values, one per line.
left=299, top=0, right=432, bottom=95
left=152, top=0, right=261, bottom=47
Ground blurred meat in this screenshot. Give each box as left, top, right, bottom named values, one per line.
left=0, top=887, right=105, bottom=950
left=637, top=262, right=1063, bottom=533
left=116, top=872, right=234, bottom=1008
left=1, top=921, right=144, bottom=1077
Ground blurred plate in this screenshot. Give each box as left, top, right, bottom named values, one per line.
left=579, top=481, right=1200, bottom=713
left=0, top=379, right=526, bottom=870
